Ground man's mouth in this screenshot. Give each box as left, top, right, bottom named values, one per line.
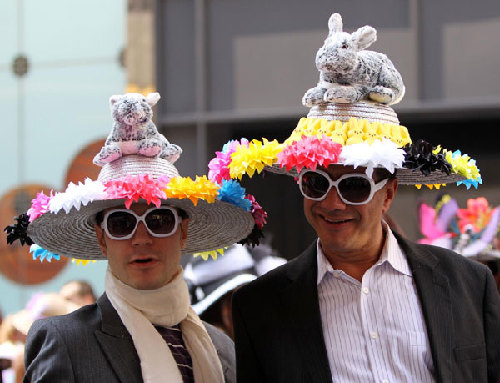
left=321, top=215, right=351, bottom=224
left=130, top=257, right=158, bottom=267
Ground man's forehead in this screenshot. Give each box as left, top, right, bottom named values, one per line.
left=101, top=203, right=168, bottom=215
left=321, top=165, right=367, bottom=179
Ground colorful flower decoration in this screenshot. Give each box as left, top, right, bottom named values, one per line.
left=193, top=248, right=226, bottom=261
left=27, top=191, right=53, bottom=221
left=208, top=139, right=250, bottom=184
left=72, top=259, right=97, bottom=266
left=442, top=149, right=482, bottom=189
left=277, top=135, right=342, bottom=173
left=165, top=176, right=219, bottom=206
left=246, top=194, right=267, bottom=229
left=208, top=151, right=233, bottom=184
left=104, top=174, right=169, bottom=209
left=403, top=139, right=452, bottom=177
left=217, top=180, right=252, bottom=211
left=339, top=139, right=404, bottom=178
left=457, top=197, right=492, bottom=234
left=418, top=195, right=500, bottom=258
left=30, top=244, right=60, bottom=262
left=49, top=178, right=106, bottom=214
left=229, top=139, right=282, bottom=180
left=4, top=214, right=33, bottom=246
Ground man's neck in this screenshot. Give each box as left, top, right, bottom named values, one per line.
left=322, top=226, right=388, bottom=282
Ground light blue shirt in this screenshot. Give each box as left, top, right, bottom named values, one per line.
left=317, top=225, right=435, bottom=382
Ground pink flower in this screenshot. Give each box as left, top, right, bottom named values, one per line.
left=277, top=136, right=342, bottom=173
left=208, top=151, right=232, bottom=184
left=27, top=191, right=53, bottom=221
left=457, top=197, right=492, bottom=234
left=208, top=139, right=250, bottom=184
left=104, top=175, right=169, bottom=209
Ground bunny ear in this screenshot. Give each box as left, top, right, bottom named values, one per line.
left=352, top=26, right=377, bottom=50
left=328, top=13, right=343, bottom=35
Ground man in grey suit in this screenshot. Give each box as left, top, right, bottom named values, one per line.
left=227, top=12, right=500, bottom=383
left=6, top=92, right=264, bottom=383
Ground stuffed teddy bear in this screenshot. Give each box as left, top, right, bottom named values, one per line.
left=302, top=13, right=405, bottom=107
left=93, top=92, right=182, bottom=166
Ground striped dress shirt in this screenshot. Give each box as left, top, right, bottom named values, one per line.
left=317, top=227, right=435, bottom=383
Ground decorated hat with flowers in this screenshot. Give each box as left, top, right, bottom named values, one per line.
left=418, top=195, right=500, bottom=261
left=207, top=13, right=481, bottom=190
left=4, top=92, right=267, bottom=262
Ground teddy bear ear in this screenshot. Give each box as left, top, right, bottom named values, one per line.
left=109, top=95, right=122, bottom=107
left=146, top=92, right=161, bottom=107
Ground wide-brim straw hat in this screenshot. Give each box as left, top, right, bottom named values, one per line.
left=207, top=14, right=481, bottom=190
left=5, top=93, right=264, bottom=261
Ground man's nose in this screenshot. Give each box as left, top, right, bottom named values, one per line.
left=320, top=186, right=347, bottom=210
left=131, top=222, right=153, bottom=244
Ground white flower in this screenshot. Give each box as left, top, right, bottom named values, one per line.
left=49, top=178, right=106, bottom=214
left=340, top=139, right=404, bottom=178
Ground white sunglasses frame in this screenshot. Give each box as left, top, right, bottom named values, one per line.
left=101, top=206, right=180, bottom=240
left=298, top=169, right=388, bottom=205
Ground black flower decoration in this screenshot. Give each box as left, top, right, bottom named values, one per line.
left=4, top=213, right=33, bottom=246
left=403, top=139, right=452, bottom=176
left=238, top=225, right=264, bottom=248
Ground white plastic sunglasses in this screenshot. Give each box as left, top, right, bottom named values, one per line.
left=298, top=169, right=388, bottom=205
left=101, top=206, right=180, bottom=240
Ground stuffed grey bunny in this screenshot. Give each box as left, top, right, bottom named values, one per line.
left=302, top=13, right=405, bottom=107
left=93, top=92, right=182, bottom=166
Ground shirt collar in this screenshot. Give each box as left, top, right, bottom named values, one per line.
left=316, top=222, right=411, bottom=285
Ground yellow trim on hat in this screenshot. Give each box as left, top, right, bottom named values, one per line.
left=285, top=117, right=412, bottom=147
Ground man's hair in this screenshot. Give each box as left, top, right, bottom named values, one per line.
left=374, top=168, right=397, bottom=182
left=63, top=280, right=96, bottom=301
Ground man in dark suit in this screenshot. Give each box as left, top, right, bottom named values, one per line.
left=233, top=165, right=500, bottom=383
left=227, top=11, right=499, bottom=383
left=6, top=92, right=264, bottom=383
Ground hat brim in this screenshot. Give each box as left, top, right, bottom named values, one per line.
left=28, top=198, right=255, bottom=260
left=264, top=163, right=466, bottom=185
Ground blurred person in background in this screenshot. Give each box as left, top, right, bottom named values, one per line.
left=0, top=293, right=78, bottom=383
left=184, top=242, right=286, bottom=340
left=59, top=280, right=97, bottom=307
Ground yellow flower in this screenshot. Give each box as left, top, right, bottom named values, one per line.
left=72, top=259, right=96, bottom=266
left=165, top=176, right=219, bottom=206
left=444, top=150, right=480, bottom=180
left=229, top=139, right=282, bottom=180
left=193, top=247, right=226, bottom=260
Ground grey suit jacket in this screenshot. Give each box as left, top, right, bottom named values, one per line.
left=232, top=233, right=500, bottom=383
left=24, top=293, right=235, bottom=382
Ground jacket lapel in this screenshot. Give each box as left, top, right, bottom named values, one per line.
left=95, top=294, right=143, bottom=383
left=396, top=234, right=452, bottom=382
left=279, top=242, right=332, bottom=382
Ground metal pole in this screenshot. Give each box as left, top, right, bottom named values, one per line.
left=194, top=0, right=208, bottom=175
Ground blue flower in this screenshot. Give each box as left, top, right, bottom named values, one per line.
left=457, top=176, right=482, bottom=190
left=217, top=180, right=252, bottom=211
left=30, top=244, right=60, bottom=262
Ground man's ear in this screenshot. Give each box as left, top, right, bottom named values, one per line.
left=382, top=178, right=398, bottom=214
left=179, top=219, right=190, bottom=250
left=94, top=224, right=108, bottom=257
